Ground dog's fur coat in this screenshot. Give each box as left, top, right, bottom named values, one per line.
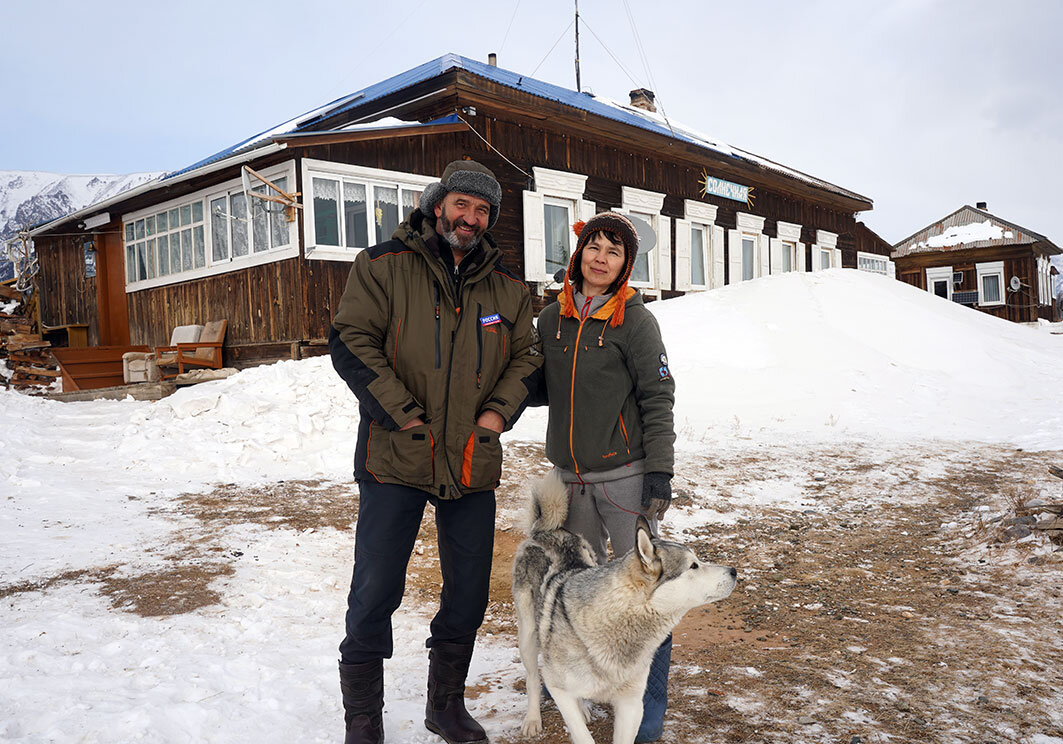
left=512, top=472, right=737, bottom=744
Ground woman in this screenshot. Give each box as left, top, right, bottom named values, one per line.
left=536, top=212, right=676, bottom=742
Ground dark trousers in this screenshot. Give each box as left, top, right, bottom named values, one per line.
left=339, top=480, right=496, bottom=664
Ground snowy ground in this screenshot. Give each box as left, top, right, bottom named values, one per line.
left=2, top=270, right=1062, bottom=743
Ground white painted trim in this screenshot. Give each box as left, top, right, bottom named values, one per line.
left=532, top=166, right=589, bottom=201
left=683, top=199, right=718, bottom=224
left=303, top=158, right=438, bottom=186
left=975, top=260, right=1005, bottom=307
left=776, top=220, right=802, bottom=242
left=816, top=229, right=838, bottom=248
left=736, top=211, right=766, bottom=233
left=856, top=251, right=890, bottom=276
left=621, top=186, right=666, bottom=213
left=926, top=265, right=955, bottom=301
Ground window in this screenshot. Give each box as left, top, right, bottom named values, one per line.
left=926, top=266, right=954, bottom=302
left=812, top=230, right=840, bottom=272
left=728, top=212, right=766, bottom=284
left=675, top=200, right=720, bottom=291
left=122, top=160, right=297, bottom=291
left=304, top=160, right=432, bottom=259
left=742, top=236, right=757, bottom=281
left=771, top=221, right=803, bottom=275
left=857, top=252, right=890, bottom=275
left=975, top=261, right=1005, bottom=307
left=620, top=186, right=670, bottom=294
left=522, top=167, right=595, bottom=283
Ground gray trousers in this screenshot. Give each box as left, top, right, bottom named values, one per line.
left=558, top=470, right=657, bottom=563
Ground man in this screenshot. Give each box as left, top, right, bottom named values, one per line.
left=329, top=159, right=542, bottom=744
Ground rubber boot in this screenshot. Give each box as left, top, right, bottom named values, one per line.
left=634, top=635, right=672, bottom=743
left=424, top=642, right=488, bottom=744
left=339, top=659, right=385, bottom=744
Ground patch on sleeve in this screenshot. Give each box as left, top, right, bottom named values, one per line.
left=658, top=353, right=671, bottom=380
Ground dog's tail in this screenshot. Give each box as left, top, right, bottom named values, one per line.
left=525, top=470, right=570, bottom=534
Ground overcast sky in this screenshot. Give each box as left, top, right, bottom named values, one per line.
left=2, top=0, right=1060, bottom=245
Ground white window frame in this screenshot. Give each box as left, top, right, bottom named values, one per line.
left=675, top=199, right=721, bottom=292
left=522, top=167, right=595, bottom=284
left=857, top=251, right=891, bottom=276
left=302, top=159, right=436, bottom=262
left=620, top=186, right=669, bottom=295
left=122, top=160, right=297, bottom=292
left=770, top=220, right=805, bottom=275
left=975, top=260, right=1005, bottom=307
left=926, top=265, right=955, bottom=301
left=728, top=212, right=767, bottom=284
left=812, top=229, right=840, bottom=271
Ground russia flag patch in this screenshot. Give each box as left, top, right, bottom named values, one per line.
left=480, top=313, right=501, bottom=326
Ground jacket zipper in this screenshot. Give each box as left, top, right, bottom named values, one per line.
left=433, top=283, right=441, bottom=369
left=475, top=302, right=483, bottom=389
left=567, top=318, right=588, bottom=476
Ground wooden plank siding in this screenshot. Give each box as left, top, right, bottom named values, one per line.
left=36, top=234, right=101, bottom=346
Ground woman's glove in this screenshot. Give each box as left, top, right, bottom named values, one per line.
left=641, top=472, right=672, bottom=520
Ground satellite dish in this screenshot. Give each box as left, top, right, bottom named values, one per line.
left=1009, top=276, right=1023, bottom=291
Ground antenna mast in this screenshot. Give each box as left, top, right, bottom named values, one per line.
left=574, top=0, right=582, bottom=92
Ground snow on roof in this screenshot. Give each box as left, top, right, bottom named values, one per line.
left=921, top=220, right=1013, bottom=249
left=165, top=54, right=870, bottom=205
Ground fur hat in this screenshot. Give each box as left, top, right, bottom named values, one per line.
left=560, top=212, right=640, bottom=328
left=417, top=159, right=502, bottom=228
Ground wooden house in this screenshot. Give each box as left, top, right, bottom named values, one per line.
left=892, top=204, right=1060, bottom=323
left=28, top=53, right=880, bottom=368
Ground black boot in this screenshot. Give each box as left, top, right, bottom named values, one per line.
left=339, top=659, right=384, bottom=744
left=424, top=642, right=488, bottom=744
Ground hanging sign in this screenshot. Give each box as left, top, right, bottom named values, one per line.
left=700, top=171, right=755, bottom=208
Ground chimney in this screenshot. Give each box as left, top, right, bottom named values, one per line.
left=488, top=53, right=497, bottom=67
left=976, top=201, right=987, bottom=210
left=629, top=88, right=656, bottom=112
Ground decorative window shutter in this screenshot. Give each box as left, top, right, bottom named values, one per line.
left=657, top=215, right=672, bottom=291
left=710, top=225, right=725, bottom=289
left=579, top=199, right=597, bottom=222
left=795, top=242, right=806, bottom=272
left=887, top=260, right=896, bottom=279
left=769, top=238, right=783, bottom=275
left=758, top=234, right=770, bottom=278
left=810, top=244, right=820, bottom=271
left=833, top=248, right=842, bottom=268
left=674, top=218, right=692, bottom=291
left=522, top=190, right=547, bottom=282
left=727, top=229, right=742, bottom=284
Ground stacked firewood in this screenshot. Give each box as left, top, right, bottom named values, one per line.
left=0, top=284, right=59, bottom=391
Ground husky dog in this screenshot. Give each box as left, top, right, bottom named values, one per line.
left=512, top=472, right=737, bottom=744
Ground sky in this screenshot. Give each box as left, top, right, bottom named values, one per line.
left=2, top=0, right=1061, bottom=246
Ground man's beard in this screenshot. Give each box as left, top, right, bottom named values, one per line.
left=438, top=210, right=484, bottom=251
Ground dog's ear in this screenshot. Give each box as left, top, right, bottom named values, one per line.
left=635, top=516, right=660, bottom=576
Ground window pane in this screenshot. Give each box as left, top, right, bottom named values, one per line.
left=211, top=196, right=229, bottom=261
left=271, top=177, right=289, bottom=248
left=252, top=187, right=270, bottom=253
left=191, top=201, right=204, bottom=223
left=135, top=219, right=146, bottom=241
left=170, top=232, right=182, bottom=272
left=126, top=244, right=136, bottom=283
left=179, top=204, right=192, bottom=227
left=146, top=216, right=156, bottom=237
left=821, top=250, right=831, bottom=270
left=194, top=226, right=205, bottom=268
left=742, top=237, right=755, bottom=281
left=157, top=235, right=169, bottom=275
left=230, top=193, right=249, bottom=257
left=343, top=182, right=368, bottom=249
left=146, top=238, right=156, bottom=279
left=374, top=186, right=399, bottom=244
left=156, top=211, right=168, bottom=233
left=181, top=229, right=193, bottom=271
left=401, top=188, right=421, bottom=220
left=781, top=242, right=793, bottom=273
left=982, top=274, right=1001, bottom=303
left=136, top=243, right=147, bottom=281
left=169, top=208, right=180, bottom=230
left=933, top=279, right=948, bottom=298
left=690, top=227, right=705, bottom=285
left=125, top=223, right=135, bottom=242
left=313, top=177, right=340, bottom=246
left=544, top=203, right=570, bottom=277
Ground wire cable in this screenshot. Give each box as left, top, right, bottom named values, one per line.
left=530, top=19, right=575, bottom=78
left=578, top=18, right=643, bottom=90
left=456, top=114, right=531, bottom=179
left=499, top=0, right=523, bottom=55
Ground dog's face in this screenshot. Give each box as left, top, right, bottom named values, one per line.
left=633, top=516, right=737, bottom=616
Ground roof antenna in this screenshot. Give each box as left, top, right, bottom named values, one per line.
left=574, top=0, right=582, bottom=92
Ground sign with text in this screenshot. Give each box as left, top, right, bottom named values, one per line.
left=700, top=172, right=754, bottom=208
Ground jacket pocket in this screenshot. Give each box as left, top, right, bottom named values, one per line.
left=460, top=424, right=503, bottom=490
left=365, top=422, right=434, bottom=485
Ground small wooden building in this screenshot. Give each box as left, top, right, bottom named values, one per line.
left=892, top=204, right=1060, bottom=323
left=29, top=53, right=880, bottom=366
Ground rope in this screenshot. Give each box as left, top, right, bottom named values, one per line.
left=455, top=114, right=532, bottom=179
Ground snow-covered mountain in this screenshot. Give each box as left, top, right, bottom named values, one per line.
left=0, top=170, right=162, bottom=280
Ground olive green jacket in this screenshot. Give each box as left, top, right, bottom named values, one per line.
left=537, top=289, right=675, bottom=478
left=330, top=209, right=542, bottom=498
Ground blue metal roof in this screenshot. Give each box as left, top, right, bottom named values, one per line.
left=164, top=53, right=868, bottom=203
